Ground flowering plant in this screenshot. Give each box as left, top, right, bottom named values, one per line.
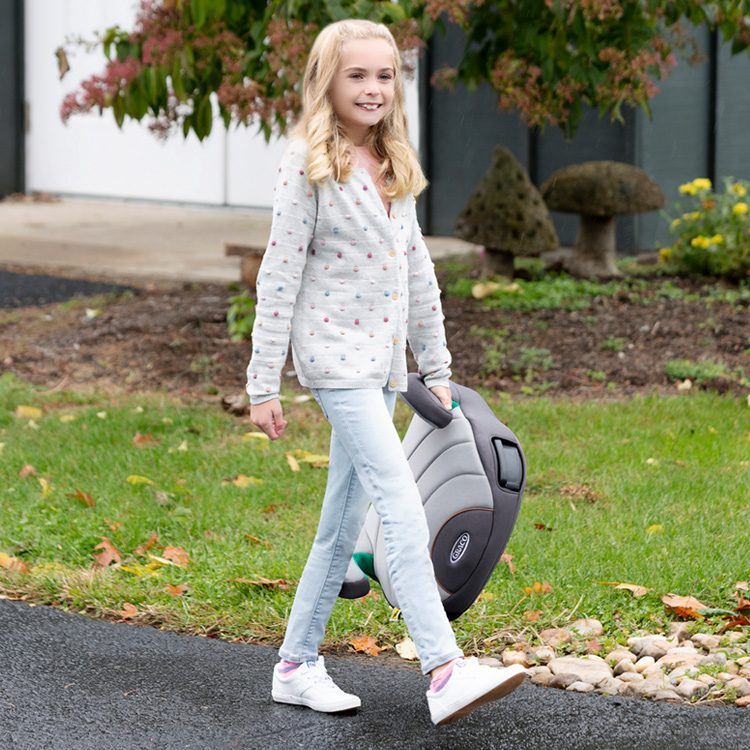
left=660, top=177, right=750, bottom=280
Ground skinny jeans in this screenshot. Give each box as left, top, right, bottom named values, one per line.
left=278, top=386, right=463, bottom=675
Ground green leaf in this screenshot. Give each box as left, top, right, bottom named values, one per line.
left=192, top=0, right=207, bottom=28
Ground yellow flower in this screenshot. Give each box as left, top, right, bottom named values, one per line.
left=691, top=236, right=711, bottom=249
left=671, top=218, right=681, bottom=228
left=733, top=202, right=748, bottom=216
left=732, top=183, right=747, bottom=197
left=711, top=234, right=723, bottom=245
left=692, top=178, right=712, bottom=190
left=679, top=183, right=697, bottom=195
left=659, top=248, right=673, bottom=263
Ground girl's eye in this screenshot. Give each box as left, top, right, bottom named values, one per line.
left=379, top=74, right=393, bottom=81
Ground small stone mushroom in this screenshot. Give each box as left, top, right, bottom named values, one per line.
left=455, top=145, right=558, bottom=277
left=540, top=161, right=665, bottom=278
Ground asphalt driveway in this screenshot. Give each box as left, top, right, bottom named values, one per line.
left=1, top=599, right=746, bottom=750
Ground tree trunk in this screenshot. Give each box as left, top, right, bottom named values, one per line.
left=482, top=248, right=516, bottom=278
left=565, top=215, right=623, bottom=278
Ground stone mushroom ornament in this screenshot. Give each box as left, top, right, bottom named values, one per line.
left=541, top=161, right=665, bottom=278
left=454, top=145, right=558, bottom=278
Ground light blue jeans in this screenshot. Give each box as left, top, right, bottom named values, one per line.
left=278, top=386, right=463, bottom=675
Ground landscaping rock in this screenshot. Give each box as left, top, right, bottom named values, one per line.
left=528, top=666, right=552, bottom=686
left=698, top=652, right=727, bottom=667
left=653, top=689, right=683, bottom=702
left=604, top=649, right=636, bottom=665
left=570, top=618, right=604, bottom=638
left=692, top=633, right=721, bottom=651
left=656, top=651, right=703, bottom=669
left=634, top=656, right=655, bottom=673
left=502, top=649, right=531, bottom=668
left=539, top=628, right=573, bottom=648
left=736, top=695, right=750, bottom=707
left=668, top=622, right=690, bottom=642
left=549, top=672, right=581, bottom=690
left=596, top=677, right=624, bottom=695
left=566, top=681, right=595, bottom=693
left=478, top=656, right=503, bottom=668
left=675, top=678, right=709, bottom=700
left=614, top=659, right=637, bottom=676
left=628, top=635, right=672, bottom=660
left=548, top=656, right=613, bottom=688
left=530, top=646, right=556, bottom=665
left=618, top=671, right=645, bottom=683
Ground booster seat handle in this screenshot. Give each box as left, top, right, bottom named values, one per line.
left=399, top=373, right=455, bottom=429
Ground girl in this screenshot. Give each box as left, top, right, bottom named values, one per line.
left=246, top=19, right=525, bottom=726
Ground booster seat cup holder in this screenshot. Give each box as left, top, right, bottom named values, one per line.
left=339, top=373, right=526, bottom=620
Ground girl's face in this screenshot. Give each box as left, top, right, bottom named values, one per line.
left=329, top=38, right=395, bottom=146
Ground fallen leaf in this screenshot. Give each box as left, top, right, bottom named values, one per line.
left=222, top=474, right=264, bottom=488
left=662, top=593, right=708, bottom=619
left=524, top=581, right=553, bottom=595
left=117, top=602, right=139, bottom=619
left=287, top=450, right=330, bottom=469
left=59, top=414, right=76, bottom=423
left=471, top=281, right=501, bottom=299
left=522, top=610, right=542, bottom=622
left=735, top=582, right=749, bottom=591
left=534, top=523, right=553, bottom=532
left=477, top=591, right=495, bottom=603
left=349, top=635, right=386, bottom=656
left=228, top=577, right=295, bottom=590
left=93, top=537, right=122, bottom=567
left=133, top=432, right=160, bottom=448
left=243, top=432, right=270, bottom=441
left=66, top=489, right=95, bottom=508
left=0, top=552, right=29, bottom=574
left=14, top=405, right=42, bottom=420
left=286, top=453, right=301, bottom=472
left=120, top=563, right=161, bottom=578
left=245, top=535, right=272, bottom=548
left=96, top=411, right=107, bottom=419
left=500, top=552, right=517, bottom=574
left=85, top=308, right=102, bottom=319
left=38, top=478, right=54, bottom=497
left=103, top=517, right=122, bottom=532
left=395, top=637, right=419, bottom=660
left=262, top=503, right=290, bottom=514
left=162, top=546, right=189, bottom=566
left=126, top=475, right=155, bottom=485
left=19, top=464, right=38, bottom=479
left=165, top=583, right=189, bottom=597
left=133, top=533, right=159, bottom=556
left=646, top=524, right=663, bottom=534
left=593, top=581, right=652, bottom=598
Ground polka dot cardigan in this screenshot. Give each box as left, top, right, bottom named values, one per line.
left=246, top=140, right=452, bottom=404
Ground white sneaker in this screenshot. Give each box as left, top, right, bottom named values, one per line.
left=426, top=657, right=525, bottom=726
left=272, top=656, right=361, bottom=713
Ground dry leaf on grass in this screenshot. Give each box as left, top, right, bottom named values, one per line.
left=66, top=489, right=95, bottom=508
left=349, top=635, right=388, bottom=656
left=93, top=537, right=121, bottom=567
left=662, top=593, right=708, bottom=619
left=593, top=580, right=652, bottom=598
left=523, top=581, right=553, bottom=595
left=500, top=552, right=516, bottom=574
left=165, top=584, right=189, bottom=597
left=161, top=546, right=189, bottom=566
left=0, top=552, right=29, bottom=574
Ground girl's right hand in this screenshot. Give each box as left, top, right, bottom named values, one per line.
left=250, top=398, right=288, bottom=440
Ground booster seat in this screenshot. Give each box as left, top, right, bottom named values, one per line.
left=339, top=374, right=526, bottom=620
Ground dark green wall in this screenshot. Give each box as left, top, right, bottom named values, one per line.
left=422, top=23, right=750, bottom=253
left=0, top=0, right=24, bottom=197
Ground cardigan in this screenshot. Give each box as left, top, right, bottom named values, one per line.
left=245, top=140, right=452, bottom=404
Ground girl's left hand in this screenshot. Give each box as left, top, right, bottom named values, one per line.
left=430, top=385, right=453, bottom=410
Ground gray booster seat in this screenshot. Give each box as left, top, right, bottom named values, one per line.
left=339, top=374, right=526, bottom=620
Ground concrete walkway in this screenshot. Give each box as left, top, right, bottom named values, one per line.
left=0, top=197, right=478, bottom=286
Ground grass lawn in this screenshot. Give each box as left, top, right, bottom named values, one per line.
left=1, top=372, right=749, bottom=656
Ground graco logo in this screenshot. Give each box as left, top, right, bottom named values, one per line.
left=450, top=532, right=470, bottom=564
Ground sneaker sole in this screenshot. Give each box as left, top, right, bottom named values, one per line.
left=434, top=668, right=526, bottom=726
left=272, top=689, right=361, bottom=713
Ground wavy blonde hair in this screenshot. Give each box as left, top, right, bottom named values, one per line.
left=292, top=19, right=427, bottom=199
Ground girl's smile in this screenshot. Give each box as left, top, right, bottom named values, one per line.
left=330, top=38, right=395, bottom=145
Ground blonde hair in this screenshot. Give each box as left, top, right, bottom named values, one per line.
left=293, top=19, right=427, bottom=199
